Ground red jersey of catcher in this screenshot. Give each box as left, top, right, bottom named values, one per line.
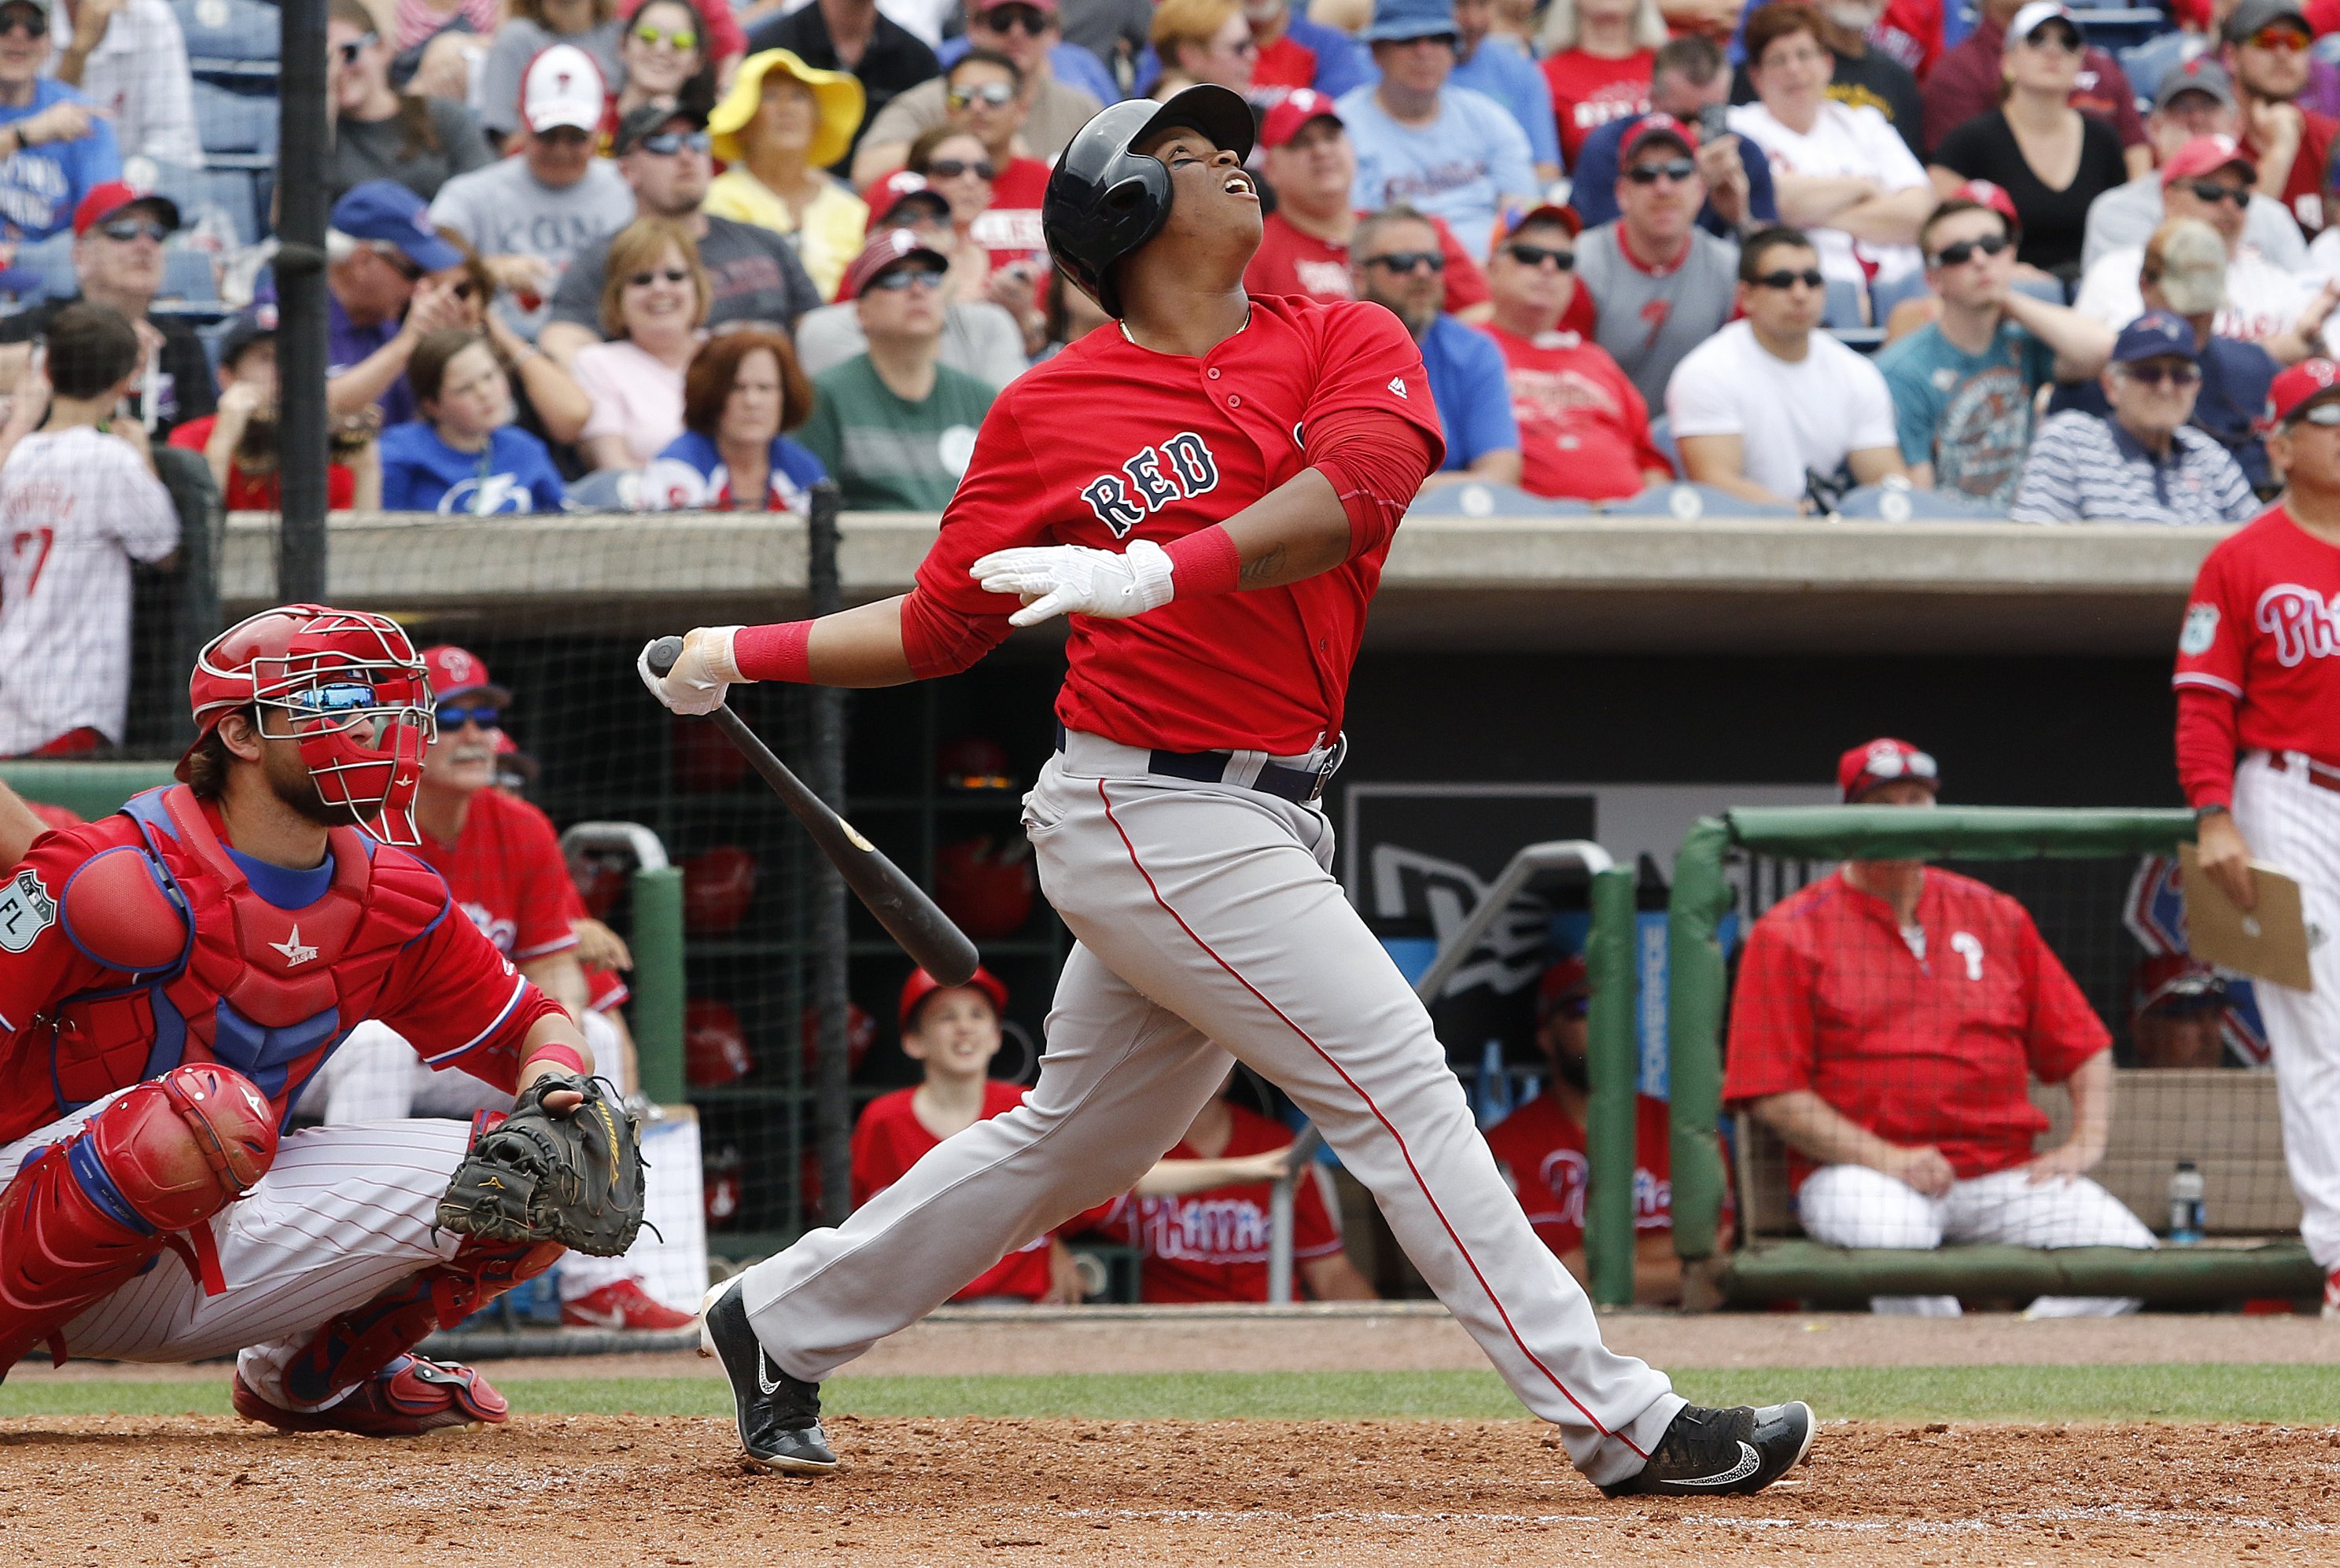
left=1721, top=868, right=2108, bottom=1187
left=901, top=294, right=1446, bottom=755
left=2172, top=506, right=2340, bottom=808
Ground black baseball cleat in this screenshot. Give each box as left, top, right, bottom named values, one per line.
left=698, top=1279, right=838, bottom=1474
left=1598, top=1401, right=1816, bottom=1498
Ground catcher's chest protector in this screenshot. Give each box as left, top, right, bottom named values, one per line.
left=42, top=787, right=447, bottom=1126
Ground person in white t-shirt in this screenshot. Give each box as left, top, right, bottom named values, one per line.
left=1728, top=3, right=1932, bottom=305
left=2076, top=134, right=2339, bottom=363
left=1666, top=226, right=1906, bottom=510
left=0, top=302, right=178, bottom=758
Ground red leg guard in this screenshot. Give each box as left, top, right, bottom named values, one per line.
left=0, top=1064, right=277, bottom=1374
left=279, top=1237, right=562, bottom=1408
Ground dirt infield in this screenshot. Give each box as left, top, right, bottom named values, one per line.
left=5, top=1412, right=2337, bottom=1566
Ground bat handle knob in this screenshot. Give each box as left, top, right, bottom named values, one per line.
left=646, top=635, right=685, bottom=679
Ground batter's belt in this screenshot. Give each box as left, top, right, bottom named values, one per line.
left=1054, top=725, right=1345, bottom=804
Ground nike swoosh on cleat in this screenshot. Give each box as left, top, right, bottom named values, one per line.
left=757, top=1351, right=780, bottom=1396
left=1671, top=1441, right=1763, bottom=1488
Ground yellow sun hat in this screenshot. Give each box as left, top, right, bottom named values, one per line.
left=709, top=49, right=867, bottom=169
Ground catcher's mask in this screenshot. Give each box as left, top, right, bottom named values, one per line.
left=182, top=604, right=437, bottom=847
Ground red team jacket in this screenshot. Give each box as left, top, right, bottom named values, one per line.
left=1722, top=868, right=2108, bottom=1188
left=851, top=1080, right=1059, bottom=1301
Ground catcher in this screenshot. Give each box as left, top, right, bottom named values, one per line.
left=0, top=604, right=645, bottom=1433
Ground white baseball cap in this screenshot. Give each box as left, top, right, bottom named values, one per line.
left=522, top=43, right=606, bottom=134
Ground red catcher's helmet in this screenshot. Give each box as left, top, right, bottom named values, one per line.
left=898, top=963, right=1008, bottom=1032
left=182, top=604, right=437, bottom=846
left=685, top=998, right=755, bottom=1087
left=682, top=844, right=757, bottom=932
left=933, top=834, right=1035, bottom=938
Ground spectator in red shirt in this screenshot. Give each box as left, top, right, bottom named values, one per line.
left=1485, top=959, right=1707, bottom=1304
left=1920, top=0, right=2148, bottom=169
left=940, top=50, right=1053, bottom=264
left=168, top=309, right=374, bottom=513
left=1242, top=88, right=1491, bottom=315
left=2225, top=0, right=2338, bottom=237
left=1537, top=0, right=1664, bottom=167
left=1477, top=204, right=1671, bottom=500
left=1723, top=738, right=2156, bottom=1316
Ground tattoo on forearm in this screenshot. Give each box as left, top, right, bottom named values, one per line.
left=1239, top=544, right=1285, bottom=587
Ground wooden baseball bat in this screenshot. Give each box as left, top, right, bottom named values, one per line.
left=646, top=637, right=981, bottom=987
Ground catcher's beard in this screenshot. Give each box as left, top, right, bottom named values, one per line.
left=260, top=734, right=373, bottom=830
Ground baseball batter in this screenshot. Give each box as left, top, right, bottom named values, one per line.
left=2176, top=358, right=2340, bottom=1317
left=0, top=604, right=593, bottom=1432
left=644, top=86, right=1815, bottom=1496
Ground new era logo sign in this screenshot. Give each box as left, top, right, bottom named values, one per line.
left=1387, top=377, right=1408, bottom=399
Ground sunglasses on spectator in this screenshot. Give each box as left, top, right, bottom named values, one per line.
left=335, top=31, right=377, bottom=65
left=100, top=219, right=170, bottom=244
left=868, top=266, right=945, bottom=291
left=1861, top=749, right=1936, bottom=781
left=2246, top=24, right=2309, bottom=50
left=370, top=243, right=425, bottom=281
left=1752, top=267, right=1826, bottom=289
left=0, top=7, right=48, bottom=38
left=2120, top=361, right=2202, bottom=387
left=948, top=81, right=1018, bottom=110
left=1625, top=158, right=1697, bottom=184
left=1362, top=251, right=1444, bottom=274
left=632, top=21, right=697, bottom=47
left=1929, top=233, right=2010, bottom=267
left=628, top=267, right=691, bottom=287
left=2290, top=401, right=2340, bottom=428
left=434, top=703, right=503, bottom=729
left=2183, top=179, right=2250, bottom=207
left=636, top=130, right=712, bottom=156
left=2020, top=23, right=2082, bottom=51
left=978, top=6, right=1050, bottom=34
left=1505, top=242, right=1575, bottom=271
left=927, top=157, right=996, bottom=180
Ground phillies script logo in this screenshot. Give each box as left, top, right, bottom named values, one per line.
left=2255, top=583, right=2340, bottom=667
left=1080, top=432, right=1220, bottom=538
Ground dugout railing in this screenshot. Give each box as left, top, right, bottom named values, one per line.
left=1665, top=807, right=2323, bottom=1309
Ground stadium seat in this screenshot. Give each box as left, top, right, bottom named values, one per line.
left=566, top=469, right=641, bottom=510
left=2075, top=8, right=2171, bottom=54
left=1403, top=480, right=1590, bottom=517
left=192, top=81, right=282, bottom=171
left=1823, top=275, right=1866, bottom=329
left=17, top=231, right=76, bottom=300
left=158, top=244, right=219, bottom=304
left=173, top=0, right=282, bottom=80
left=1601, top=482, right=1796, bottom=518
left=2118, top=30, right=2203, bottom=106
left=1646, top=414, right=1679, bottom=473
left=137, top=160, right=257, bottom=248
left=1835, top=482, right=1999, bottom=520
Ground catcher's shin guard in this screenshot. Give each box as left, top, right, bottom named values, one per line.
left=0, top=1064, right=277, bottom=1372
left=278, top=1235, right=562, bottom=1408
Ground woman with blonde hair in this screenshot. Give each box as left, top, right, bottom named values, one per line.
left=571, top=217, right=714, bottom=469
left=1151, top=0, right=1258, bottom=99
left=1539, top=0, right=1666, bottom=167
left=704, top=49, right=871, bottom=299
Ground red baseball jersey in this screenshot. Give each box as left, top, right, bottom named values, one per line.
left=1242, top=208, right=1492, bottom=315
left=1090, top=1101, right=1342, bottom=1304
left=412, top=787, right=580, bottom=964
left=1484, top=1091, right=1691, bottom=1258
left=1479, top=322, right=1668, bottom=501
left=1540, top=50, right=1653, bottom=166
left=1722, top=868, right=2109, bottom=1186
left=2172, top=506, right=2340, bottom=808
left=1252, top=34, right=1321, bottom=98
left=903, top=293, right=1444, bottom=754
left=852, top=1080, right=1053, bottom=1300
left=969, top=157, right=1050, bottom=274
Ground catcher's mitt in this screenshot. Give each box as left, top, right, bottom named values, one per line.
left=436, top=1074, right=648, bottom=1257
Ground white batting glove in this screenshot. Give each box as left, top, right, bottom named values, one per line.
left=637, top=626, right=743, bottom=716
left=971, top=540, right=1176, bottom=628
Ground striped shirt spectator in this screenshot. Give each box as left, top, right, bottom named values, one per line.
left=2008, top=410, right=2255, bottom=525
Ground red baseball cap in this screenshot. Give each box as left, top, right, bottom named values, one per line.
left=868, top=168, right=949, bottom=226
left=1535, top=955, right=1589, bottom=1021
left=2129, top=953, right=2226, bottom=1020
left=421, top=645, right=512, bottom=706
left=844, top=227, right=949, bottom=299
left=73, top=180, right=180, bottom=238
left=899, top=964, right=1008, bottom=1032
left=2267, top=358, right=2340, bottom=427
left=1838, top=738, right=1939, bottom=803
left=1262, top=87, right=1343, bottom=150
left=1951, top=179, right=2021, bottom=232
left=1502, top=201, right=1582, bottom=239
left=1620, top=112, right=1698, bottom=162
left=2161, top=133, right=2256, bottom=188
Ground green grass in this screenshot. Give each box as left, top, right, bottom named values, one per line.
left=6, top=1364, right=2340, bottom=1424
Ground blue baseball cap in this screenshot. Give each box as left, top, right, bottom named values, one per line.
left=329, top=180, right=464, bottom=274
left=1363, top=0, right=1458, bottom=43
left=2112, top=309, right=2201, bottom=365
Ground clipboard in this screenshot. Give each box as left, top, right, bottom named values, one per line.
left=2180, top=843, right=2314, bottom=992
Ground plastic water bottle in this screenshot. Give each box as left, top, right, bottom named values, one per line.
left=2168, top=1161, right=2206, bottom=1245
left=1474, top=1040, right=1513, bottom=1128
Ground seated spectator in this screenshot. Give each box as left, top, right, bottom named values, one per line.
left=851, top=967, right=1082, bottom=1305
left=705, top=49, right=871, bottom=300
left=327, top=2, right=492, bottom=204
left=614, top=0, right=717, bottom=127
left=439, top=226, right=597, bottom=452
left=1741, top=0, right=1925, bottom=161
left=1921, top=0, right=2145, bottom=171
left=935, top=51, right=1053, bottom=269
left=379, top=327, right=567, bottom=512
left=2052, top=219, right=2281, bottom=495
left=1726, top=738, right=2157, bottom=1317
left=794, top=229, right=997, bottom=508
left=640, top=329, right=827, bottom=510
left=0, top=302, right=174, bottom=759
left=1247, top=0, right=1373, bottom=106
left=475, top=0, right=625, bottom=150
left=1150, top=0, right=1258, bottom=101
left=1485, top=959, right=1703, bottom=1304
left=1450, top=0, right=1557, bottom=184
left=429, top=46, right=636, bottom=342
left=1478, top=206, right=1670, bottom=501
left=1666, top=224, right=1904, bottom=510
left=1338, top=0, right=1539, bottom=263
left=1730, top=3, right=1930, bottom=307
left=1875, top=197, right=2113, bottom=505
left=1349, top=202, right=1523, bottom=488
left=168, top=307, right=374, bottom=512
left=853, top=0, right=1104, bottom=182
left=909, top=125, right=1050, bottom=354
left=2011, top=310, right=2257, bottom=525
left=543, top=105, right=822, bottom=371
left=0, top=182, right=216, bottom=438
left=2224, top=0, right=2334, bottom=240
left=1575, top=113, right=1743, bottom=410
left=1036, top=260, right=1109, bottom=358
left=2075, top=135, right=2339, bottom=362
left=2083, top=57, right=2309, bottom=276
left=1538, top=0, right=1661, bottom=171
left=1925, top=4, right=2128, bottom=282
left=48, top=0, right=202, bottom=166
left=794, top=170, right=1030, bottom=386
left=745, top=0, right=939, bottom=171
left=1570, top=36, right=1777, bottom=240
left=0, top=0, right=116, bottom=242
left=323, top=179, right=472, bottom=425
left=573, top=217, right=711, bottom=469
left=1244, top=90, right=1491, bottom=314
left=2128, top=955, right=2230, bottom=1069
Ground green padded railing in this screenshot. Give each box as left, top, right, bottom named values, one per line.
left=0, top=760, right=179, bottom=820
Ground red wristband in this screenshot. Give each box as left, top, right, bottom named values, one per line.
left=1163, top=525, right=1241, bottom=599
left=523, top=1042, right=590, bottom=1079
left=733, top=620, right=815, bottom=683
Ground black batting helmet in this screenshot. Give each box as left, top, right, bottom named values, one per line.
left=1044, top=84, right=1256, bottom=318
